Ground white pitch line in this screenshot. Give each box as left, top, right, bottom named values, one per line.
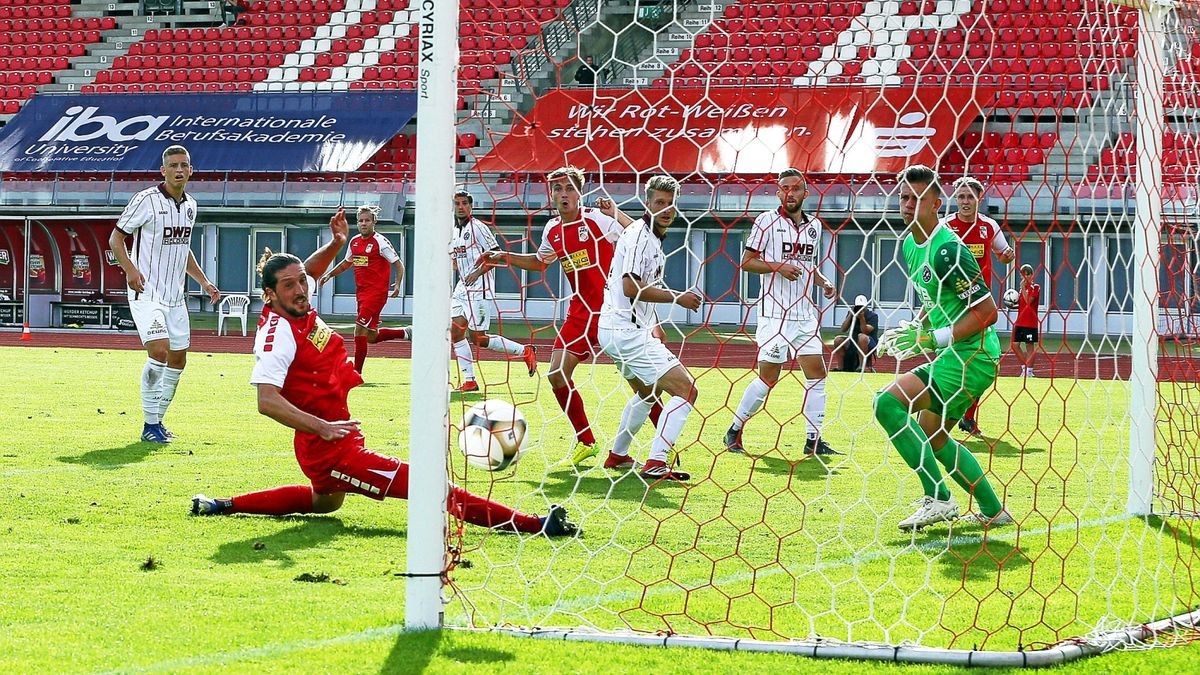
left=112, top=514, right=1132, bottom=672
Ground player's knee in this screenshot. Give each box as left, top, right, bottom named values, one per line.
left=366, top=331, right=379, bottom=344
left=547, top=369, right=569, bottom=389
left=873, top=390, right=899, bottom=422
left=471, top=332, right=489, bottom=347
left=311, top=492, right=345, bottom=513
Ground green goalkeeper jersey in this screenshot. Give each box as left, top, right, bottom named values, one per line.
left=901, top=223, right=1001, bottom=360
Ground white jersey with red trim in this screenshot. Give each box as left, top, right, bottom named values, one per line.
left=746, top=208, right=823, bottom=321
left=115, top=184, right=199, bottom=306
left=451, top=216, right=500, bottom=299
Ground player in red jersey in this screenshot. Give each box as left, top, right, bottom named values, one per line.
left=190, top=233, right=578, bottom=538
left=939, top=177, right=1015, bottom=437
left=475, top=167, right=662, bottom=466
left=318, top=204, right=407, bottom=374
left=1010, top=263, right=1042, bottom=377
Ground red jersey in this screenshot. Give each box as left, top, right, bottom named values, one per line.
left=940, top=214, right=1005, bottom=284
left=1015, top=282, right=1041, bottom=329
left=535, top=206, right=622, bottom=320
left=345, top=232, right=399, bottom=299
left=251, top=307, right=365, bottom=470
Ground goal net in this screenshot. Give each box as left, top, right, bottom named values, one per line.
left=420, top=0, right=1200, bottom=661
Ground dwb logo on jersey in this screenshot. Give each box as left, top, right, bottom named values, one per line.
left=162, top=226, right=192, bottom=246
left=781, top=241, right=816, bottom=260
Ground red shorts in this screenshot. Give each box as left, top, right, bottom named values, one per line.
left=297, top=434, right=409, bottom=500
left=356, top=294, right=387, bottom=330
left=554, top=310, right=600, bottom=359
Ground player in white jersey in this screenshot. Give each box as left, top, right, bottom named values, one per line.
left=598, top=175, right=702, bottom=482
left=446, top=190, right=536, bottom=391
left=724, top=168, right=839, bottom=457
left=108, top=145, right=220, bottom=445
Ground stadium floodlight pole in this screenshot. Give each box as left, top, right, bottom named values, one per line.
left=1127, top=0, right=1169, bottom=516
left=406, top=0, right=458, bottom=630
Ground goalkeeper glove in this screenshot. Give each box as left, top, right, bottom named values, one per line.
left=879, top=321, right=950, bottom=360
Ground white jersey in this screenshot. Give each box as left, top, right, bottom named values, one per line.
left=600, top=218, right=664, bottom=330
left=115, top=184, right=199, bottom=306
left=745, top=208, right=823, bottom=320
left=451, top=217, right=499, bottom=298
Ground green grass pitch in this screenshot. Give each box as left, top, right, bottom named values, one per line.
left=3, top=345, right=1199, bottom=673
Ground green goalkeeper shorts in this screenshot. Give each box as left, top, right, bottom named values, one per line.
left=910, top=347, right=998, bottom=421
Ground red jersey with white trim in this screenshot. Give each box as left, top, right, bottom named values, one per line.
left=250, top=306, right=364, bottom=469
left=344, top=232, right=399, bottom=299
left=1015, top=282, right=1041, bottom=329
left=940, top=214, right=1006, bottom=285
left=535, top=206, right=622, bottom=320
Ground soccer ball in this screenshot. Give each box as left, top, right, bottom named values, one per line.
left=458, top=399, right=528, bottom=471
left=1002, top=288, right=1020, bottom=309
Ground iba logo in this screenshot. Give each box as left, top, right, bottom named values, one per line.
left=38, top=106, right=169, bottom=143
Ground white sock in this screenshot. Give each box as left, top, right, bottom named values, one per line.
left=803, top=377, right=827, bottom=439
left=141, top=358, right=165, bottom=425
left=611, top=396, right=653, bottom=457
left=454, top=339, right=475, bottom=381
left=486, top=335, right=525, bottom=356
left=651, top=398, right=694, bottom=463
left=157, top=366, right=183, bottom=422
left=732, top=377, right=771, bottom=430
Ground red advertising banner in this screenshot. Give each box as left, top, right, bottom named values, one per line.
left=475, top=87, right=996, bottom=175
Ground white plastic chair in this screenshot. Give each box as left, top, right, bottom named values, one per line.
left=217, top=294, right=251, bottom=336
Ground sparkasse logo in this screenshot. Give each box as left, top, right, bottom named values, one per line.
left=38, top=106, right=169, bottom=143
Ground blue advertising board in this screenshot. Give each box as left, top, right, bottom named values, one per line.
left=0, top=92, right=417, bottom=172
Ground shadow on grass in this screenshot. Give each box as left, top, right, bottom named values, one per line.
left=941, top=536, right=1030, bottom=582
left=450, top=390, right=484, bottom=404
left=210, top=517, right=405, bottom=567
left=748, top=453, right=839, bottom=481
left=528, top=468, right=682, bottom=509
left=963, top=437, right=1045, bottom=458
left=380, top=627, right=442, bottom=674
left=1144, top=515, right=1200, bottom=553
left=57, top=442, right=172, bottom=470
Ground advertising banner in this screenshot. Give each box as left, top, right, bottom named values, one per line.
left=475, top=87, right=995, bottom=175
left=0, top=92, right=416, bottom=172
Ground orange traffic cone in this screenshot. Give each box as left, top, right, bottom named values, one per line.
left=19, top=323, right=31, bottom=342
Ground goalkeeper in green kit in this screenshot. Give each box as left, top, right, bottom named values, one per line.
left=875, top=165, right=1013, bottom=531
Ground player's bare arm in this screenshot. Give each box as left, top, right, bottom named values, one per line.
left=318, top=257, right=353, bottom=286
left=480, top=249, right=548, bottom=273
left=740, top=248, right=801, bottom=281
left=814, top=269, right=836, bottom=299
left=256, top=384, right=360, bottom=441
left=463, top=247, right=500, bottom=285
left=185, top=250, right=220, bottom=305
left=304, top=208, right=350, bottom=279
left=992, top=229, right=1016, bottom=264
left=622, top=274, right=702, bottom=310
left=108, top=228, right=146, bottom=293
left=390, top=259, right=405, bottom=297
left=596, top=197, right=633, bottom=227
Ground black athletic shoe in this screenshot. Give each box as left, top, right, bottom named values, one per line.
left=724, top=426, right=745, bottom=454
left=957, top=418, right=983, bottom=437
left=540, top=504, right=580, bottom=537
left=804, top=436, right=842, bottom=456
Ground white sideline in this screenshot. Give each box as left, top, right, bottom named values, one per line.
left=110, top=515, right=1130, bottom=672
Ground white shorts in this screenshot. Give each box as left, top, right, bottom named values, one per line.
left=450, top=287, right=493, bottom=332
left=129, top=300, right=190, bottom=351
left=599, top=326, right=680, bottom=386
left=755, top=315, right=822, bottom=364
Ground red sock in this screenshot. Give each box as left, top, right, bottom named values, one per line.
left=353, top=335, right=368, bottom=373
left=231, top=485, right=314, bottom=515
left=649, top=400, right=663, bottom=428
left=965, top=400, right=980, bottom=422
left=375, top=327, right=407, bottom=342
left=448, top=486, right=541, bottom=533
left=552, top=382, right=595, bottom=446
